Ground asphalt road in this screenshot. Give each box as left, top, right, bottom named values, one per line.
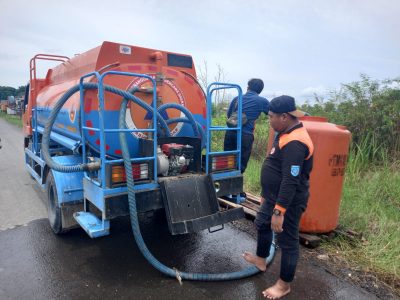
left=0, top=118, right=47, bottom=231
left=0, top=117, right=380, bottom=300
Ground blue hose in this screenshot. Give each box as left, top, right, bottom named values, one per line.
left=42, top=83, right=170, bottom=173
left=157, top=103, right=200, bottom=137
left=42, top=81, right=276, bottom=281
left=119, top=95, right=276, bottom=282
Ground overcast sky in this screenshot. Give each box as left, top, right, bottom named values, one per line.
left=0, top=0, right=399, bottom=103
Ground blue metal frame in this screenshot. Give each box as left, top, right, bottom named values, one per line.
left=77, top=71, right=161, bottom=219
left=25, top=146, right=46, bottom=188
left=78, top=71, right=158, bottom=189
left=29, top=71, right=247, bottom=237
left=74, top=71, right=160, bottom=237
left=205, top=82, right=243, bottom=176
left=36, top=125, right=81, bottom=151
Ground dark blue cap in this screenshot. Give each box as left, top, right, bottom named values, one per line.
left=269, top=95, right=305, bottom=117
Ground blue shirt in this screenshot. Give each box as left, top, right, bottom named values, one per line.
left=227, top=91, right=269, bottom=134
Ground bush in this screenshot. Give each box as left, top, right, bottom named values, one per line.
left=301, top=75, right=400, bottom=164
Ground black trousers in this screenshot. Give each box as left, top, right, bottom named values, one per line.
left=223, top=131, right=254, bottom=173
left=254, top=200, right=304, bottom=283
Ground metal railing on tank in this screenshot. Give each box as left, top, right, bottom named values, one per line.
left=30, top=54, right=69, bottom=154
left=78, top=71, right=159, bottom=191
left=205, top=83, right=243, bottom=179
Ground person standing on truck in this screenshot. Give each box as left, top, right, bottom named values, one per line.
left=224, top=78, right=269, bottom=175
left=243, top=95, right=314, bottom=299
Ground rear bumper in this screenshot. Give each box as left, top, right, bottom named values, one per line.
left=103, top=174, right=243, bottom=219
left=63, top=174, right=244, bottom=234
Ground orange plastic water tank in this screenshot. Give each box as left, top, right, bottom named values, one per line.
left=266, top=116, right=351, bottom=233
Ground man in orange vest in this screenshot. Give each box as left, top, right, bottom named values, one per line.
left=243, top=95, right=314, bottom=299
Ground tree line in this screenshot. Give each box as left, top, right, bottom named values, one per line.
left=301, top=74, right=400, bottom=162
left=0, top=86, right=26, bottom=100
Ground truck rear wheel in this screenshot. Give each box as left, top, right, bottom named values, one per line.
left=46, top=171, right=64, bottom=234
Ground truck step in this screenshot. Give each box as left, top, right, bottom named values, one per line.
left=73, top=212, right=110, bottom=238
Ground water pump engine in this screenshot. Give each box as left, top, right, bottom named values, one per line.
left=157, top=143, right=194, bottom=176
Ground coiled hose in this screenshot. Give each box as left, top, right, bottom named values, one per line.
left=42, top=83, right=170, bottom=173
left=119, top=94, right=276, bottom=282
left=42, top=82, right=275, bottom=281
left=157, top=103, right=200, bottom=137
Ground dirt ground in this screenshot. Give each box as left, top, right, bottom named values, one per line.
left=304, top=246, right=399, bottom=299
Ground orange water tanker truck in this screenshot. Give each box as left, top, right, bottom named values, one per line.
left=22, top=41, right=275, bottom=281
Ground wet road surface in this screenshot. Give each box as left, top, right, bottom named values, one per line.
left=0, top=216, right=378, bottom=300
left=0, top=118, right=379, bottom=299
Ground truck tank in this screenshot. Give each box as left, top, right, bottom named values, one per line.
left=31, top=41, right=207, bottom=157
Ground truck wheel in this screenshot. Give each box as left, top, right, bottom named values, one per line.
left=46, top=171, right=64, bottom=234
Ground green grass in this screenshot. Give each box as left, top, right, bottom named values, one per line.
left=0, top=111, right=23, bottom=128
left=336, top=141, right=400, bottom=288
left=323, top=162, right=400, bottom=288
left=242, top=159, right=261, bottom=195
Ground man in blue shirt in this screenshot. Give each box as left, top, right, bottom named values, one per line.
left=224, top=78, right=269, bottom=174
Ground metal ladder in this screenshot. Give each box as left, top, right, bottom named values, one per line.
left=73, top=71, right=159, bottom=238
left=205, top=82, right=243, bottom=176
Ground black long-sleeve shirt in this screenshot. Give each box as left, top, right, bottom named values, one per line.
left=261, top=123, right=314, bottom=210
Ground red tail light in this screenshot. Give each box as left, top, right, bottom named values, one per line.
left=111, top=163, right=149, bottom=184
left=211, top=155, right=237, bottom=172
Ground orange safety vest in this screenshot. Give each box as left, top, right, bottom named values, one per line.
left=278, top=126, right=314, bottom=160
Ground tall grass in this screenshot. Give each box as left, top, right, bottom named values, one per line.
left=346, top=132, right=389, bottom=175
left=325, top=139, right=400, bottom=289
left=251, top=113, right=270, bottom=160
left=208, top=112, right=270, bottom=154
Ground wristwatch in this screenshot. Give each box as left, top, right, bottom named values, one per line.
left=273, top=208, right=282, bottom=216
